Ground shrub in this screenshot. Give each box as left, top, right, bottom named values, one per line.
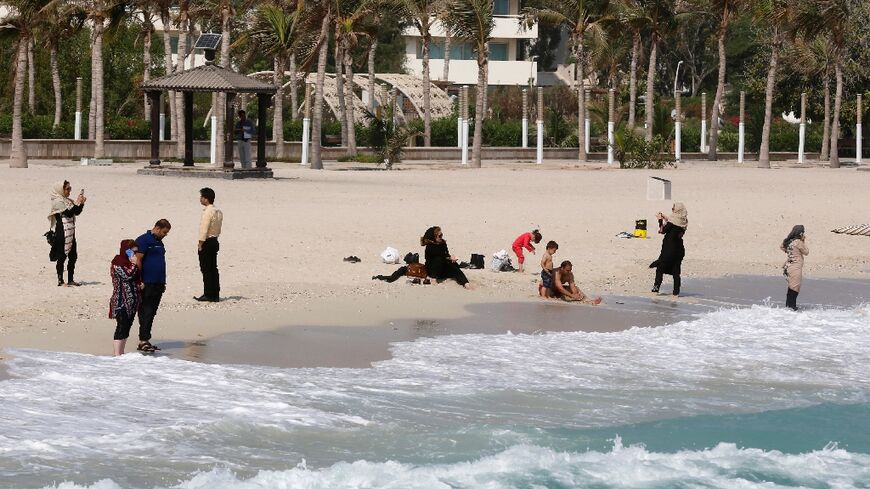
left=105, top=118, right=151, bottom=140
left=718, top=130, right=739, bottom=152
left=483, top=119, right=522, bottom=146
left=680, top=121, right=701, bottom=152
left=613, top=127, right=676, bottom=169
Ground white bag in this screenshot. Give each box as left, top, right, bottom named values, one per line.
left=490, top=249, right=510, bottom=272
left=380, top=247, right=400, bottom=264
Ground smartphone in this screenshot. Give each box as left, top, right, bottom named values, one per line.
left=125, top=249, right=134, bottom=259
left=80, top=189, right=85, bottom=196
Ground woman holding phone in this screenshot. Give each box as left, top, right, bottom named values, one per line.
left=48, top=181, right=86, bottom=286
left=781, top=225, right=808, bottom=310
left=110, top=239, right=142, bottom=356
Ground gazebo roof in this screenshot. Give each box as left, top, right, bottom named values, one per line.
left=142, top=64, right=277, bottom=94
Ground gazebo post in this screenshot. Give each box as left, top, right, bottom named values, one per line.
left=224, top=92, right=236, bottom=168
left=257, top=93, right=269, bottom=168
left=184, top=91, right=194, bottom=166
left=148, top=90, right=161, bottom=165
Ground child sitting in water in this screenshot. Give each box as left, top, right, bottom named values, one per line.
left=549, top=260, right=602, bottom=305
left=512, top=229, right=542, bottom=273
left=539, top=241, right=558, bottom=297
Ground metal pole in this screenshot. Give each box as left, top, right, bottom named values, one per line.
left=607, top=88, right=615, bottom=165
left=857, top=94, right=863, bottom=164
left=461, top=86, right=469, bottom=165
left=585, top=89, right=591, bottom=154
left=302, top=84, right=312, bottom=166
left=701, top=92, right=707, bottom=153
left=675, top=91, right=682, bottom=161
left=798, top=92, right=806, bottom=163
left=536, top=87, right=544, bottom=164
left=521, top=88, right=528, bottom=149
left=738, top=91, right=745, bottom=163
left=74, top=78, right=82, bottom=140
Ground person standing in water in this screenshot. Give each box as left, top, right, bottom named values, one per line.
left=134, top=219, right=171, bottom=353
left=650, top=202, right=688, bottom=296
left=48, top=181, right=86, bottom=286
left=781, top=225, right=808, bottom=310
left=110, top=239, right=141, bottom=356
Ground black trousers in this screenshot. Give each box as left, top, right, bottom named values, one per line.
left=138, top=283, right=165, bottom=342
left=56, top=240, right=77, bottom=282
left=654, top=269, right=681, bottom=295
left=373, top=266, right=408, bottom=283
left=786, top=288, right=799, bottom=310
left=198, top=237, right=220, bottom=298
left=113, top=309, right=136, bottom=340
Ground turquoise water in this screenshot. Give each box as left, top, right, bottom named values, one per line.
left=1, top=305, right=868, bottom=488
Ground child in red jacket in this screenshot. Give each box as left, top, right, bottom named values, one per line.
left=512, top=229, right=542, bottom=273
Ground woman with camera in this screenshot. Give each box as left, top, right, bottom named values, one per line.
left=48, top=181, right=86, bottom=286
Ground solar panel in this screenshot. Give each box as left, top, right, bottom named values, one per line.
left=195, top=33, right=222, bottom=51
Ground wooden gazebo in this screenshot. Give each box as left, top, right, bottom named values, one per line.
left=140, top=63, right=277, bottom=172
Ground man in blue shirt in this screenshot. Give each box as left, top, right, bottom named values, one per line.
left=235, top=110, right=256, bottom=169
left=134, top=219, right=171, bottom=352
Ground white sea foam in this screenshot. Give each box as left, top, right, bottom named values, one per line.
left=2, top=305, right=869, bottom=487
left=42, top=442, right=870, bottom=489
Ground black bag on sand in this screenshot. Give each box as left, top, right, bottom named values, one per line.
left=470, top=254, right=485, bottom=269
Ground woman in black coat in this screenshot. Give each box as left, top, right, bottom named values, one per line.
left=421, top=226, right=472, bottom=289
left=649, top=202, right=687, bottom=296
left=48, top=180, right=86, bottom=286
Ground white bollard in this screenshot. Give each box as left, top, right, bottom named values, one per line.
left=857, top=94, right=863, bottom=164
left=738, top=123, right=745, bottom=163
left=700, top=120, right=707, bottom=153
left=607, top=122, right=615, bottom=165
left=522, top=118, right=528, bottom=149
left=536, top=121, right=544, bottom=165
left=457, top=116, right=463, bottom=148
left=585, top=118, right=590, bottom=154
left=461, top=120, right=469, bottom=165
left=301, top=117, right=310, bottom=166
left=798, top=123, right=806, bottom=163
left=674, top=92, right=681, bottom=162
left=607, top=89, right=615, bottom=165
left=74, top=112, right=82, bottom=140
left=210, top=115, right=217, bottom=164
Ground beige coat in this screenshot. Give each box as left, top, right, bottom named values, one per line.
left=781, top=239, right=809, bottom=291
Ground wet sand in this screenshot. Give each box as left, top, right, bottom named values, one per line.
left=164, top=275, right=870, bottom=369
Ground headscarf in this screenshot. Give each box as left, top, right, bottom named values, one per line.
left=48, top=181, right=74, bottom=225
left=421, top=226, right=442, bottom=246
left=112, top=239, right=137, bottom=268
left=669, top=202, right=688, bottom=229
left=782, top=225, right=805, bottom=250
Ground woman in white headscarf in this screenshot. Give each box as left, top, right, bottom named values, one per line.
left=649, top=202, right=687, bottom=296
left=48, top=180, right=87, bottom=286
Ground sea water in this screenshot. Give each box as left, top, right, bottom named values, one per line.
left=1, top=305, right=869, bottom=488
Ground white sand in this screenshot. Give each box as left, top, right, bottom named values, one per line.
left=1, top=159, right=868, bottom=359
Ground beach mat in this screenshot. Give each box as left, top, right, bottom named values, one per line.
left=831, top=224, right=870, bottom=237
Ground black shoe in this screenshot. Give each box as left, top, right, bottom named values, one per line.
left=651, top=286, right=660, bottom=293
left=194, top=295, right=219, bottom=302
left=57, top=278, right=64, bottom=286
left=343, top=256, right=361, bottom=263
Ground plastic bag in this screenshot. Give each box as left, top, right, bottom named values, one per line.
left=490, top=249, right=511, bottom=272
left=380, top=247, right=400, bottom=264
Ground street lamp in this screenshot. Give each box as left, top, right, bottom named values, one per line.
left=673, top=60, right=684, bottom=95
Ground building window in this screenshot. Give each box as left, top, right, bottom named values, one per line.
left=490, top=43, right=508, bottom=61
left=494, top=0, right=510, bottom=15
left=417, top=40, right=476, bottom=60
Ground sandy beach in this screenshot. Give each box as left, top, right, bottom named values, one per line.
left=1, top=158, right=869, bottom=366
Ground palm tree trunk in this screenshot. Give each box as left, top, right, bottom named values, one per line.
left=273, top=56, right=285, bottom=159
left=175, top=16, right=188, bottom=159
left=335, top=37, right=347, bottom=147
left=471, top=56, right=486, bottom=168
left=215, top=7, right=231, bottom=165
left=289, top=54, right=298, bottom=120
left=10, top=36, right=29, bottom=168
left=93, top=18, right=105, bottom=158
left=367, top=38, right=377, bottom=112
left=162, top=19, right=176, bottom=142
left=758, top=31, right=780, bottom=169
left=708, top=26, right=727, bottom=160
left=422, top=31, right=432, bottom=146
left=577, top=41, right=586, bottom=161
left=628, top=30, right=639, bottom=130
left=344, top=39, right=358, bottom=157
left=27, top=38, right=35, bottom=113
left=143, top=18, right=153, bottom=119
left=820, top=70, right=830, bottom=160
left=645, top=36, right=658, bottom=142
left=829, top=60, right=842, bottom=168
left=51, top=44, right=62, bottom=128
left=88, top=27, right=95, bottom=138
left=443, top=28, right=451, bottom=81
left=311, top=14, right=331, bottom=170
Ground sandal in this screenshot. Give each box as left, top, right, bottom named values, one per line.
left=137, top=341, right=161, bottom=353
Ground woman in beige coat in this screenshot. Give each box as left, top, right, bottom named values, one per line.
left=780, top=225, right=808, bottom=310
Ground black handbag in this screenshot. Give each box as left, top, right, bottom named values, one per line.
left=470, top=253, right=485, bottom=269
left=44, top=230, right=55, bottom=245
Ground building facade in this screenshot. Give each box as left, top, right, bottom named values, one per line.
left=402, top=0, right=538, bottom=86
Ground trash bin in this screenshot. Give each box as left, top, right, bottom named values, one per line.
left=647, top=176, right=672, bottom=200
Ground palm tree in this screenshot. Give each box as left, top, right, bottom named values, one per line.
left=37, top=3, right=86, bottom=128
left=795, top=0, right=855, bottom=168
left=755, top=0, right=794, bottom=168
left=334, top=0, right=374, bottom=157
left=2, top=0, right=47, bottom=168
left=614, top=0, right=646, bottom=129
left=444, top=0, right=494, bottom=168
left=639, top=0, right=675, bottom=142
left=789, top=35, right=833, bottom=160
left=309, top=1, right=333, bottom=169
left=522, top=0, right=610, bottom=160
left=702, top=0, right=746, bottom=159
left=398, top=0, right=439, bottom=147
